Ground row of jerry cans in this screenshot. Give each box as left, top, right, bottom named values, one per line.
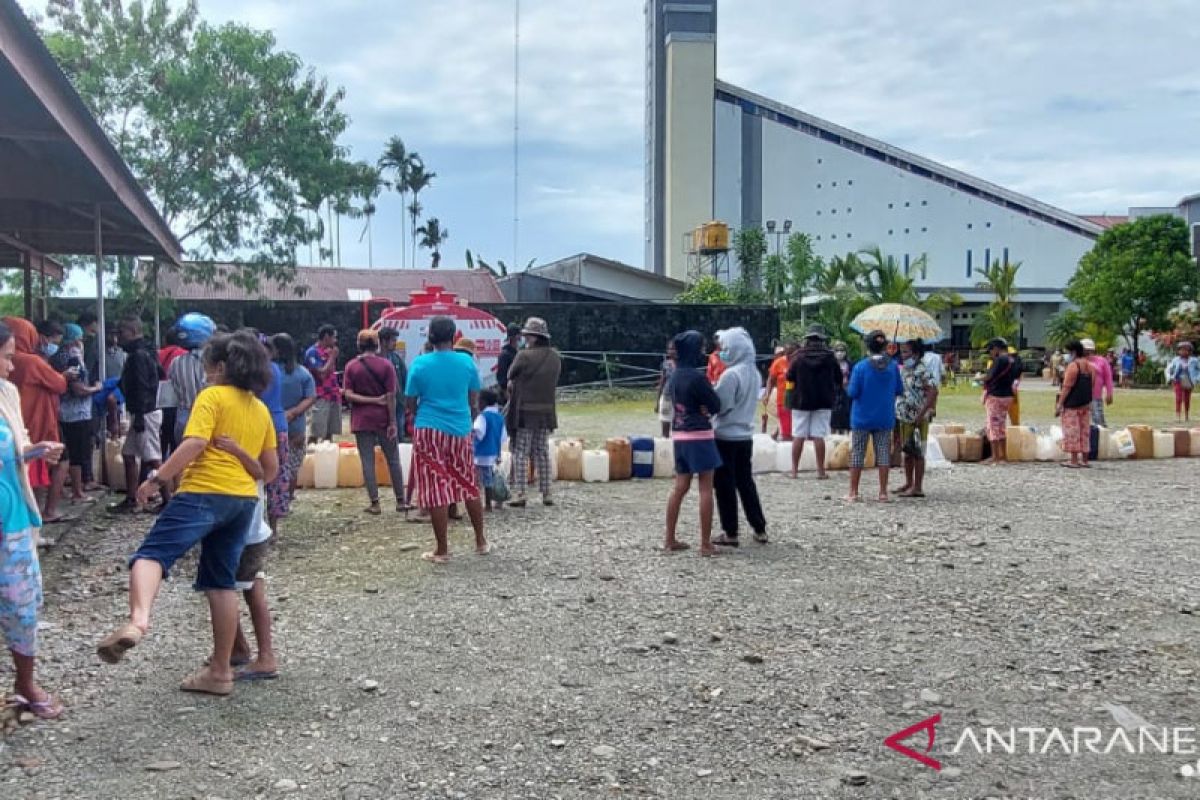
left=295, top=442, right=416, bottom=490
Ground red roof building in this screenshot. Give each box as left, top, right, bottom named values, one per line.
left=158, top=265, right=505, bottom=304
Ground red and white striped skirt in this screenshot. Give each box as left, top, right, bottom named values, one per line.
left=412, top=427, right=479, bottom=509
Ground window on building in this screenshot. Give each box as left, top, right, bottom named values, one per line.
left=831, top=209, right=837, bottom=214
left=888, top=203, right=894, bottom=209
left=966, top=249, right=972, bottom=278
left=888, top=229, right=894, bottom=235
left=832, top=181, right=838, bottom=187
left=921, top=200, right=928, bottom=206
left=847, top=232, right=852, bottom=238
left=1003, top=247, right=1009, bottom=265
left=904, top=228, right=910, bottom=234
left=817, top=210, right=821, bottom=216
left=904, top=254, right=911, bottom=275
left=921, top=227, right=927, bottom=233
left=847, top=207, right=852, bottom=213
left=986, top=222, right=992, bottom=228
left=831, top=234, right=837, bottom=240
left=967, top=223, right=973, bottom=230
left=904, top=201, right=910, bottom=207
left=848, top=179, right=854, bottom=186
left=985, top=248, right=991, bottom=268
left=817, top=158, right=823, bottom=164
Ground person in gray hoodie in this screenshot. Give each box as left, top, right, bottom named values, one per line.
left=710, top=327, right=768, bottom=547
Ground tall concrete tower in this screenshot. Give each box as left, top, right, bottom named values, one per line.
left=645, top=0, right=717, bottom=280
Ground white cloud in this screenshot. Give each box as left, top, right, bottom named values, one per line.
left=20, top=0, right=1200, bottom=278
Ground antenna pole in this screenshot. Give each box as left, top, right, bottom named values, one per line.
left=513, top=0, right=520, bottom=271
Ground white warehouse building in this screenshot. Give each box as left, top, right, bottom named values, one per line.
left=644, top=0, right=1106, bottom=347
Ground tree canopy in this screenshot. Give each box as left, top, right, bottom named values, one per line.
left=41, top=0, right=351, bottom=293
left=1065, top=214, right=1196, bottom=357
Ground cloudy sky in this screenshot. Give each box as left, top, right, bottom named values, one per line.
left=23, top=0, right=1200, bottom=278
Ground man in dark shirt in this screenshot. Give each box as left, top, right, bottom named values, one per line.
left=495, top=324, right=521, bottom=402
left=785, top=324, right=842, bottom=479
left=114, top=317, right=165, bottom=511
left=378, top=326, right=409, bottom=442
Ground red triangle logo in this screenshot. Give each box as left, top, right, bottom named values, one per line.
left=884, top=713, right=942, bottom=771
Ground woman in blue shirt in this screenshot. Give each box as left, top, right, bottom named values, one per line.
left=0, top=321, right=67, bottom=719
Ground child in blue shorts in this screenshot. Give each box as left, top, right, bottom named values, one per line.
left=663, top=330, right=722, bottom=557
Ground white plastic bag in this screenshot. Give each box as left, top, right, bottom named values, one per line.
left=1050, top=425, right=1063, bottom=443
left=925, top=435, right=952, bottom=470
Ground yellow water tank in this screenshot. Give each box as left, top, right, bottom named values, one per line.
left=692, top=221, right=730, bottom=254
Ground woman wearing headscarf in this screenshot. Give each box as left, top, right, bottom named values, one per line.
left=0, top=320, right=67, bottom=718
left=4, top=318, right=71, bottom=523
left=1166, top=341, right=1200, bottom=422
left=505, top=318, right=561, bottom=508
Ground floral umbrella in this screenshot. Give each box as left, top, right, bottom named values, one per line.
left=850, top=303, right=944, bottom=343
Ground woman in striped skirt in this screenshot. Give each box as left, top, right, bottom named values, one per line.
left=404, top=316, right=489, bottom=563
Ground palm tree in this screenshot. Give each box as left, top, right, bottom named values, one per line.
left=353, top=163, right=385, bottom=268
left=405, top=158, right=435, bottom=268
left=856, top=246, right=959, bottom=312
left=379, top=136, right=414, bottom=267
left=416, top=218, right=449, bottom=269
left=970, top=260, right=1022, bottom=347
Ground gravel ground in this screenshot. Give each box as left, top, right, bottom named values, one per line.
left=3, top=455, right=1200, bottom=799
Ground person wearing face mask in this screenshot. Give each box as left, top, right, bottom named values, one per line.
left=894, top=339, right=938, bottom=498
left=3, top=318, right=72, bottom=524
left=35, top=320, right=63, bottom=363
left=57, top=324, right=101, bottom=505
left=830, top=341, right=852, bottom=434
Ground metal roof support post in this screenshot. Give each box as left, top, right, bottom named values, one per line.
left=21, top=251, right=31, bottom=319
left=152, top=260, right=160, bottom=346
left=95, top=204, right=105, bottom=382
left=38, top=256, right=47, bottom=320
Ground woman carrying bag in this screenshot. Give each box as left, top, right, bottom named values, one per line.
left=1056, top=339, right=1095, bottom=469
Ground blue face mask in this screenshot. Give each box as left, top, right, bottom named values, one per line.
left=718, top=349, right=731, bottom=363
left=42, top=343, right=58, bottom=357
left=904, top=357, right=916, bottom=369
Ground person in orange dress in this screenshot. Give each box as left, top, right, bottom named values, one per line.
left=763, top=343, right=796, bottom=441
left=4, top=318, right=71, bottom=523
left=706, top=333, right=726, bottom=385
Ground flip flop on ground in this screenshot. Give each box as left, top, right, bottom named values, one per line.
left=180, top=670, right=234, bottom=696
left=9, top=693, right=64, bottom=720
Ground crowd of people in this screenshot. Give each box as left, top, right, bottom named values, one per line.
left=1, top=306, right=1195, bottom=711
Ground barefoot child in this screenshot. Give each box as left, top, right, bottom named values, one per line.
left=212, top=436, right=278, bottom=682
left=663, top=330, right=722, bottom=556
left=96, top=331, right=277, bottom=697
left=472, top=389, right=507, bottom=511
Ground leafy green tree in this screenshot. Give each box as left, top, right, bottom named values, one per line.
left=783, top=232, right=823, bottom=316
left=677, top=276, right=734, bottom=305
left=1066, top=214, right=1196, bottom=360
left=970, top=260, right=1021, bottom=347
left=42, top=0, right=349, bottom=293
left=733, top=227, right=768, bottom=289
left=416, top=218, right=449, bottom=269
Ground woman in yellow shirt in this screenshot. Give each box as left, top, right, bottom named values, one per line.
left=97, top=331, right=278, bottom=697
